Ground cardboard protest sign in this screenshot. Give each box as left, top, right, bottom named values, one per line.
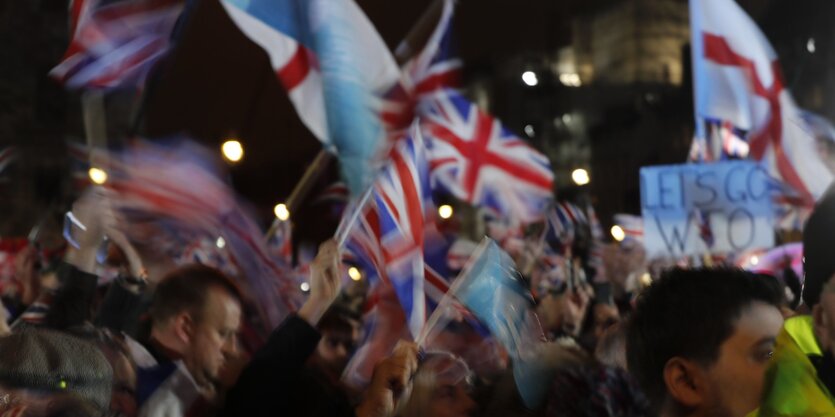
left=640, top=161, right=773, bottom=257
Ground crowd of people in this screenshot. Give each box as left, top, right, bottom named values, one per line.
left=1, top=184, right=835, bottom=417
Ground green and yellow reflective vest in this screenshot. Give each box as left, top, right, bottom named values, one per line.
left=754, top=315, right=835, bottom=417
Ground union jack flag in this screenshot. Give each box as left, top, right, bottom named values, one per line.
left=613, top=214, right=644, bottom=243
left=543, top=201, right=588, bottom=251
left=421, top=89, right=554, bottom=223
left=688, top=119, right=750, bottom=162
left=265, top=219, right=293, bottom=267
left=371, top=128, right=435, bottom=337
left=104, top=139, right=299, bottom=335
left=382, top=0, right=462, bottom=133
left=342, top=127, right=449, bottom=338
left=51, top=0, right=185, bottom=89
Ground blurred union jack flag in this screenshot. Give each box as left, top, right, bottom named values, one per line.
left=50, top=0, right=184, bottom=89
left=343, top=127, right=446, bottom=337
left=265, top=220, right=293, bottom=267
left=421, top=89, right=554, bottom=223
left=382, top=0, right=462, bottom=133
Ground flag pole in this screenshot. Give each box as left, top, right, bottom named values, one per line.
left=265, top=149, right=333, bottom=240
left=394, top=0, right=445, bottom=65
left=334, top=184, right=374, bottom=249
left=415, top=237, right=491, bottom=347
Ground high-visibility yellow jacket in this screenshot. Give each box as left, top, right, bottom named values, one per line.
left=754, top=315, right=835, bottom=417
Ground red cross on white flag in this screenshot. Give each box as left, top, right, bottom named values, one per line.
left=690, top=0, right=833, bottom=206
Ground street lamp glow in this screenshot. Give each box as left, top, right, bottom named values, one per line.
left=222, top=140, right=244, bottom=163
left=522, top=71, right=539, bottom=86
left=274, top=203, right=290, bottom=221
left=559, top=73, right=582, bottom=87
left=571, top=168, right=590, bottom=186
left=438, top=204, right=454, bottom=220
left=88, top=167, right=108, bottom=185
left=611, top=225, right=626, bottom=242
left=348, top=267, right=362, bottom=282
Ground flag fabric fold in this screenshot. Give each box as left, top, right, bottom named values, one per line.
left=220, top=0, right=401, bottom=195
left=440, top=238, right=549, bottom=408
left=51, top=0, right=185, bottom=89
left=421, top=89, right=555, bottom=223
left=689, top=0, right=833, bottom=206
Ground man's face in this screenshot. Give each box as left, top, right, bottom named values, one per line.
left=185, top=287, right=242, bottom=388
left=702, top=301, right=783, bottom=417
left=315, top=322, right=361, bottom=375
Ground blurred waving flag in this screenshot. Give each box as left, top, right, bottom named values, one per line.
left=50, top=0, right=185, bottom=89
left=342, top=126, right=437, bottom=337
left=444, top=238, right=548, bottom=408
left=421, top=89, right=554, bottom=223
left=690, top=0, right=833, bottom=206
left=265, top=219, right=293, bottom=267
left=104, top=139, right=300, bottom=334
left=543, top=201, right=589, bottom=251
left=220, top=0, right=401, bottom=195
left=382, top=0, right=462, bottom=132
left=613, top=213, right=644, bottom=244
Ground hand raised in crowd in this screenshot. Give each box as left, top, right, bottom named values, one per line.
left=298, top=239, right=342, bottom=326
left=63, top=189, right=108, bottom=274
left=15, top=246, right=38, bottom=306
left=101, top=204, right=147, bottom=287
left=356, top=341, right=420, bottom=417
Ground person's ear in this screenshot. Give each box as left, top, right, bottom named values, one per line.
left=174, top=312, right=195, bottom=345
left=663, top=357, right=707, bottom=408
left=813, top=303, right=831, bottom=351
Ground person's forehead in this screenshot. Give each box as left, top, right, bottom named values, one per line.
left=202, top=287, right=242, bottom=319
left=728, top=302, right=783, bottom=343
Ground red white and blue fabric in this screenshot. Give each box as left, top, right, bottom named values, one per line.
left=689, top=119, right=750, bottom=161
left=613, top=214, right=644, bottom=243
left=544, top=201, right=588, bottom=251
left=421, top=89, right=554, bottom=223
left=175, top=237, right=237, bottom=277
left=220, top=0, right=401, bottom=194
left=370, top=129, right=435, bottom=337
left=690, top=0, right=833, bottom=206
left=265, top=220, right=293, bottom=267
left=104, top=140, right=299, bottom=334
left=50, top=0, right=184, bottom=89
left=343, top=126, right=454, bottom=338
left=313, top=182, right=349, bottom=205
left=695, top=209, right=715, bottom=248
left=0, top=147, right=18, bottom=177
left=382, top=0, right=462, bottom=133
left=484, top=218, right=527, bottom=257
